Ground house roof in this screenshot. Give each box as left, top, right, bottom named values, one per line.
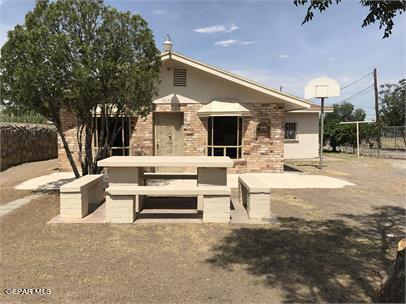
left=288, top=102, right=334, bottom=113
left=160, top=51, right=311, bottom=110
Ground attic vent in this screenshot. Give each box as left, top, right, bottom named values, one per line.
left=173, top=68, right=187, bottom=87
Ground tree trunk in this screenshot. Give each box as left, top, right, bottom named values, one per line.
left=54, top=119, right=81, bottom=179
left=376, top=239, right=406, bottom=303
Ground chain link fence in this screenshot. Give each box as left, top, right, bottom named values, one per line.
left=335, top=126, right=406, bottom=159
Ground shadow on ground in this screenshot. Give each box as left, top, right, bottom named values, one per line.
left=207, top=206, right=405, bottom=303
left=283, top=164, right=302, bottom=172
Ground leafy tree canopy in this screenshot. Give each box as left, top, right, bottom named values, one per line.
left=294, top=0, right=406, bottom=38
left=1, top=0, right=161, bottom=176
left=324, top=102, right=367, bottom=150
left=379, top=79, right=406, bottom=126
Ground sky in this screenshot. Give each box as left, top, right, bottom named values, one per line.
left=1, top=0, right=405, bottom=119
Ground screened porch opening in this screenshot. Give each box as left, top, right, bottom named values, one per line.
left=207, top=116, right=242, bottom=159
left=93, top=116, right=131, bottom=157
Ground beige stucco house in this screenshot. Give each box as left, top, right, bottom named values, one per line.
left=58, top=50, right=332, bottom=173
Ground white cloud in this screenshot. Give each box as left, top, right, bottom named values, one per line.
left=279, top=54, right=289, bottom=58
left=214, top=40, right=256, bottom=47
left=194, top=25, right=226, bottom=34
left=152, top=10, right=166, bottom=15
left=226, top=24, right=239, bottom=33
left=194, top=24, right=239, bottom=34
left=214, top=39, right=239, bottom=47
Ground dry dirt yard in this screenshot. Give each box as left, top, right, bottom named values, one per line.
left=0, top=155, right=405, bottom=304
left=0, top=159, right=58, bottom=205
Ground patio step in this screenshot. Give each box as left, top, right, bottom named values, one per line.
left=137, top=208, right=202, bottom=221
left=139, top=208, right=198, bottom=214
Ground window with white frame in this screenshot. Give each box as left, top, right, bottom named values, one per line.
left=208, top=116, right=242, bottom=159
left=284, top=122, right=297, bottom=140
left=93, top=116, right=131, bottom=157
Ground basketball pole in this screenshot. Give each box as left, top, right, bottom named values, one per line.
left=319, top=97, right=325, bottom=169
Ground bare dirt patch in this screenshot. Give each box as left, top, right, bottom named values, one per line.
left=0, top=156, right=405, bottom=303
left=0, top=159, right=58, bottom=205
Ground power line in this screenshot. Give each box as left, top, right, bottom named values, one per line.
left=341, top=72, right=373, bottom=90
left=337, top=84, right=374, bottom=103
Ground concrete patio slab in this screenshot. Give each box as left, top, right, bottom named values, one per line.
left=47, top=196, right=279, bottom=225
left=48, top=202, right=106, bottom=224
left=229, top=173, right=354, bottom=189
left=15, top=172, right=75, bottom=191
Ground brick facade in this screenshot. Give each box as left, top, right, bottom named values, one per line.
left=58, top=109, right=81, bottom=171
left=58, top=103, right=285, bottom=173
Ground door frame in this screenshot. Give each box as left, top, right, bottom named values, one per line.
left=153, top=112, right=185, bottom=156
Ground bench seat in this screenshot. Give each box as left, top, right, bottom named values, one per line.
left=105, top=185, right=230, bottom=224
left=143, top=172, right=197, bottom=180
left=106, top=185, right=229, bottom=196
left=238, top=174, right=272, bottom=220
left=60, top=174, right=105, bottom=219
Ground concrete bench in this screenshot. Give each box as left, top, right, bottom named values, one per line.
left=60, top=174, right=105, bottom=219
left=143, top=172, right=197, bottom=180
left=105, top=186, right=230, bottom=224
left=238, top=174, right=272, bottom=220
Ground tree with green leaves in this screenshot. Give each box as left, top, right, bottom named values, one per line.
left=294, top=0, right=406, bottom=38
left=380, top=79, right=406, bottom=126
left=379, top=79, right=406, bottom=145
left=324, top=102, right=366, bottom=151
left=1, top=0, right=161, bottom=177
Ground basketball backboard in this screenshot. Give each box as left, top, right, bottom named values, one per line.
left=304, top=77, right=340, bottom=99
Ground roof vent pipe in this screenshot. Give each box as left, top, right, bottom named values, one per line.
left=163, top=34, right=173, bottom=52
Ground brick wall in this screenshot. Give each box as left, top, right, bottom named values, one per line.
left=58, top=109, right=81, bottom=171
left=130, top=102, right=285, bottom=173
left=58, top=103, right=285, bottom=173
left=130, top=103, right=208, bottom=157
left=232, top=103, right=285, bottom=173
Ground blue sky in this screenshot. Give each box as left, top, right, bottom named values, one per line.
left=1, top=0, right=405, bottom=119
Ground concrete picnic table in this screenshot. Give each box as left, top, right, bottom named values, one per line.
left=97, top=156, right=234, bottom=187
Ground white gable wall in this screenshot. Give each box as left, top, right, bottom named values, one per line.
left=154, top=60, right=286, bottom=107
left=284, top=112, right=319, bottom=159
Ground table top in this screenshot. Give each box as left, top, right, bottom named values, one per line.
left=97, top=156, right=234, bottom=168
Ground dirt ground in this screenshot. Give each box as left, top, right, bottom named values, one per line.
left=0, top=159, right=58, bottom=205
left=0, top=154, right=405, bottom=303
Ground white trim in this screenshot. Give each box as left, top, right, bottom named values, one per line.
left=288, top=109, right=334, bottom=113
left=197, top=100, right=251, bottom=117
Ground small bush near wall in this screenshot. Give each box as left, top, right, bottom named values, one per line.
left=0, top=109, right=47, bottom=124
left=0, top=123, right=57, bottom=171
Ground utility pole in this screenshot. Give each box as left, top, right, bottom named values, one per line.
left=373, top=68, right=381, bottom=157
left=320, top=97, right=325, bottom=169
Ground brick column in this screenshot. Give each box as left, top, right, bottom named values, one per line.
left=58, top=109, right=81, bottom=171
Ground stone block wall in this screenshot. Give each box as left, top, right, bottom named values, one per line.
left=0, top=122, right=57, bottom=171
